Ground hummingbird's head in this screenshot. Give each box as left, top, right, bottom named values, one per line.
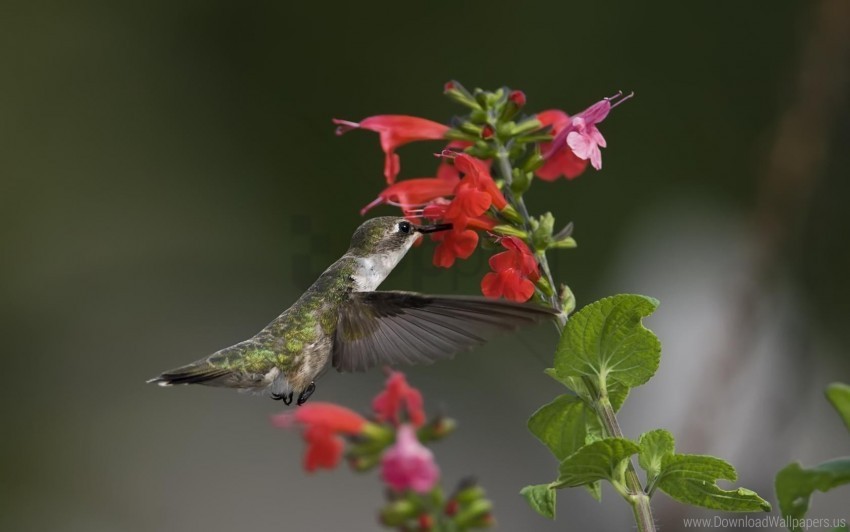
left=347, top=216, right=452, bottom=257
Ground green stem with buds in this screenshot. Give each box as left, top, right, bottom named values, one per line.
left=494, top=144, right=656, bottom=532
left=495, top=147, right=562, bottom=316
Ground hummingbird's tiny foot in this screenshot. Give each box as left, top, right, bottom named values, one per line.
left=271, top=391, right=294, bottom=405
left=297, top=382, right=316, bottom=406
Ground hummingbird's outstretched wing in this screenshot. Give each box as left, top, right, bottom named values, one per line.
left=332, top=291, right=558, bottom=372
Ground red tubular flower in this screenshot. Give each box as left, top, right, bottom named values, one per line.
left=453, top=154, right=507, bottom=211
left=359, top=141, right=470, bottom=216
left=535, top=109, right=589, bottom=181
left=480, top=237, right=540, bottom=302
left=489, top=236, right=539, bottom=280
left=443, top=185, right=491, bottom=229
left=271, top=402, right=367, bottom=472
left=481, top=270, right=535, bottom=302
left=373, top=371, right=425, bottom=427
left=433, top=154, right=508, bottom=231
left=431, top=228, right=479, bottom=268
left=333, top=115, right=449, bottom=184
left=360, top=176, right=458, bottom=215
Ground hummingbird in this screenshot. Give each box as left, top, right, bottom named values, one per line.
left=148, top=217, right=556, bottom=405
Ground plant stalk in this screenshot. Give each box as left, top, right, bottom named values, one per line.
left=597, top=395, right=656, bottom=532
left=495, top=147, right=561, bottom=314
left=495, top=144, right=656, bottom=532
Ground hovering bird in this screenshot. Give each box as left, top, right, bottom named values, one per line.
left=149, top=217, right=556, bottom=405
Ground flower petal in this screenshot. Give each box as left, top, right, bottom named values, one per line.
left=333, top=115, right=449, bottom=183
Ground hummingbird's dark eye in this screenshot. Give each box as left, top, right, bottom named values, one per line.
left=398, top=221, right=412, bottom=234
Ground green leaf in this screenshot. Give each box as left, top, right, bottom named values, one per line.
left=553, top=438, right=639, bottom=489
left=520, top=484, right=556, bottom=519
left=584, top=481, right=602, bottom=502
left=639, top=429, right=675, bottom=482
left=826, top=383, right=850, bottom=433
left=775, top=459, right=850, bottom=531
left=552, top=294, right=661, bottom=393
left=657, top=454, right=771, bottom=512
left=528, top=395, right=593, bottom=460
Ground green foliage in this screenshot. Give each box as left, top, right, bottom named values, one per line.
left=528, top=395, right=596, bottom=461
left=524, top=294, right=771, bottom=527
left=774, top=382, right=850, bottom=531
left=826, top=382, right=850, bottom=432
left=655, top=454, right=771, bottom=512
left=776, top=460, right=850, bottom=532
left=639, top=429, right=675, bottom=483
left=551, top=294, right=661, bottom=392
left=519, top=484, right=556, bottom=520
left=553, top=438, right=639, bottom=490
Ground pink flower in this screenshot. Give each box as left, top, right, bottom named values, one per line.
left=333, top=115, right=449, bottom=184
left=539, top=91, right=632, bottom=178
left=380, top=424, right=440, bottom=494
left=535, top=109, right=589, bottom=181
left=373, top=371, right=426, bottom=427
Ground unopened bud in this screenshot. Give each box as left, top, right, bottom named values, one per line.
left=417, top=415, right=457, bottom=442
left=508, top=90, right=526, bottom=108
left=560, top=284, right=576, bottom=315
left=418, top=513, right=434, bottom=531
left=347, top=453, right=380, bottom=472
left=380, top=499, right=420, bottom=526
left=498, top=205, right=523, bottom=225
left=481, top=124, right=495, bottom=139
left=455, top=485, right=486, bottom=505
left=444, top=499, right=459, bottom=516
left=443, top=80, right=480, bottom=110
left=454, top=499, right=494, bottom=528
left=492, top=225, right=527, bottom=238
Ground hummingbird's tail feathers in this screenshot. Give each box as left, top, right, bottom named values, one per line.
left=147, top=364, right=232, bottom=386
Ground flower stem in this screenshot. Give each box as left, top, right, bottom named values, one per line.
left=596, top=395, right=656, bottom=532
left=495, top=144, right=656, bottom=532
left=494, top=147, right=562, bottom=315
left=495, top=147, right=533, bottom=233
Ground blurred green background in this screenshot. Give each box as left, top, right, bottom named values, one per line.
left=3, top=1, right=849, bottom=531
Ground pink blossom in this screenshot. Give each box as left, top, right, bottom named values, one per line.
left=380, top=424, right=440, bottom=494
left=542, top=91, right=632, bottom=174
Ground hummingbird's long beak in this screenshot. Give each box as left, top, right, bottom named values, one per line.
left=416, top=223, right=453, bottom=234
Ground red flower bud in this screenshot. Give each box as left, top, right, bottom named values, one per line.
left=418, top=513, right=434, bottom=531
left=444, top=500, right=459, bottom=516
left=508, top=90, right=526, bottom=108
left=481, top=124, right=494, bottom=139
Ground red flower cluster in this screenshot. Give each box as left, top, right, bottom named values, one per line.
left=273, top=371, right=429, bottom=473
left=358, top=147, right=507, bottom=270
left=481, top=237, right=540, bottom=302
left=333, top=87, right=628, bottom=304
